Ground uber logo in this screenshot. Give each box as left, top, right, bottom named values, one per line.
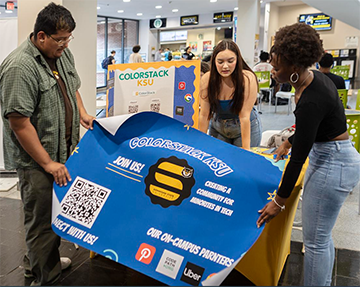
left=180, top=262, right=205, bottom=286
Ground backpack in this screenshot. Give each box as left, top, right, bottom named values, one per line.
left=101, top=56, right=110, bottom=69
left=168, top=51, right=173, bottom=61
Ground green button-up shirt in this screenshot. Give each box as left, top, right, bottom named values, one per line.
left=0, top=35, right=81, bottom=170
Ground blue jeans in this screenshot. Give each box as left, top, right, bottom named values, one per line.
left=302, top=139, right=360, bottom=286
left=209, top=108, right=262, bottom=147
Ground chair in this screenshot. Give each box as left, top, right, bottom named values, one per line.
left=355, top=89, right=360, bottom=111
left=331, top=65, right=350, bottom=80
left=274, top=86, right=295, bottom=115
left=337, top=89, right=348, bottom=109
left=254, top=71, right=273, bottom=105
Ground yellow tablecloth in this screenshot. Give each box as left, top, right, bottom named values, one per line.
left=235, top=149, right=308, bottom=286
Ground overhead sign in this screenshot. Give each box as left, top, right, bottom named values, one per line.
left=150, top=18, right=167, bottom=29
left=5, top=1, right=14, bottom=10
left=299, top=13, right=332, bottom=31
left=180, top=15, right=199, bottom=26
left=51, top=111, right=284, bottom=286
left=213, top=12, right=233, bottom=23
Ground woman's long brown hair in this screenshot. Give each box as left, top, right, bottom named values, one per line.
left=206, top=39, right=256, bottom=120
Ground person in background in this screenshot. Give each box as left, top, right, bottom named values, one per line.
left=108, top=50, right=116, bottom=66
left=129, top=45, right=143, bottom=63
left=182, top=46, right=195, bottom=60
left=201, top=61, right=210, bottom=77
left=0, top=3, right=95, bottom=285
left=103, top=50, right=116, bottom=75
left=154, top=47, right=163, bottom=62
left=253, top=51, right=273, bottom=72
left=253, top=51, right=275, bottom=103
left=318, top=53, right=346, bottom=89
left=199, top=39, right=261, bottom=149
left=257, top=23, right=360, bottom=286
left=164, top=48, right=171, bottom=61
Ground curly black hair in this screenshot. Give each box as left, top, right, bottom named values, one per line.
left=270, top=23, right=323, bottom=69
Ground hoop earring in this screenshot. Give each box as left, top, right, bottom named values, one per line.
left=290, top=72, right=299, bottom=83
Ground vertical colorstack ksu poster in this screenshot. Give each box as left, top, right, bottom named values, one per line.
left=51, top=112, right=284, bottom=286
left=106, top=61, right=201, bottom=128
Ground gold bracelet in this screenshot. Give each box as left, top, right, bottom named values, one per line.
left=273, top=197, right=285, bottom=212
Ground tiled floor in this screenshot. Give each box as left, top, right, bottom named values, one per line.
left=1, top=91, right=360, bottom=286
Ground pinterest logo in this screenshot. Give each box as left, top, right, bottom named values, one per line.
left=135, top=243, right=156, bottom=264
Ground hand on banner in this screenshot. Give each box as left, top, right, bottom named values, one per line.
left=45, top=161, right=72, bottom=187
left=273, top=139, right=292, bottom=162
left=256, top=195, right=286, bottom=227
left=80, top=113, right=96, bottom=130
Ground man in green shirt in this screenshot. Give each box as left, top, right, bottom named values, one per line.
left=0, top=3, right=94, bottom=285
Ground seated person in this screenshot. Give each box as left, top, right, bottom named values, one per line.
left=318, top=53, right=346, bottom=89
left=253, top=51, right=273, bottom=72
left=253, top=51, right=275, bottom=103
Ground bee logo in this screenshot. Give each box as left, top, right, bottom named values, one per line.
left=145, top=156, right=195, bottom=208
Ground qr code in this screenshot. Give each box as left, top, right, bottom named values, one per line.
left=150, top=103, right=160, bottom=113
left=128, top=105, right=138, bottom=113
left=60, top=177, right=111, bottom=228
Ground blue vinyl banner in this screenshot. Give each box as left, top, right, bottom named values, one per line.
left=52, top=112, right=283, bottom=286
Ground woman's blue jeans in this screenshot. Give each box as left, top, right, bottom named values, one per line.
left=209, top=108, right=262, bottom=147
left=302, top=139, right=360, bottom=286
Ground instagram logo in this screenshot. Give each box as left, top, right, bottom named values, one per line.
left=135, top=243, right=156, bottom=264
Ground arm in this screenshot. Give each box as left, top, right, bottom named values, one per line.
left=8, top=114, right=71, bottom=187
left=239, top=71, right=258, bottom=150
left=257, top=102, right=323, bottom=227
left=76, top=90, right=95, bottom=130
left=198, top=73, right=210, bottom=133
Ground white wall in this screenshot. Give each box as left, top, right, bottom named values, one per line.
left=17, top=0, right=62, bottom=44
left=64, top=0, right=97, bottom=136
left=139, top=20, right=159, bottom=63
left=268, top=3, right=279, bottom=50
left=187, top=28, right=216, bottom=55
left=0, top=18, right=18, bottom=170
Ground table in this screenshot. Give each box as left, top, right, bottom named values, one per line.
left=235, top=149, right=308, bottom=286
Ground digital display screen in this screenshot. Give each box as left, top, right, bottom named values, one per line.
left=160, top=31, right=188, bottom=42
left=299, top=13, right=332, bottom=31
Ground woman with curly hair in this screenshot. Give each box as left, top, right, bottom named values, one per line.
left=257, top=23, right=360, bottom=285
left=199, top=39, right=261, bottom=149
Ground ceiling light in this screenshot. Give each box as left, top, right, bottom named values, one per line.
left=118, top=10, right=124, bottom=13
left=123, top=0, right=131, bottom=2
left=234, top=7, right=238, bottom=10
left=210, top=0, right=217, bottom=2
left=217, top=27, right=221, bottom=30
left=5, top=10, right=13, bottom=13
left=156, top=15, right=162, bottom=18
left=172, top=9, right=179, bottom=12
left=97, top=6, right=100, bottom=9
left=155, top=5, right=162, bottom=9
left=260, top=0, right=263, bottom=3
left=137, top=13, right=143, bottom=16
